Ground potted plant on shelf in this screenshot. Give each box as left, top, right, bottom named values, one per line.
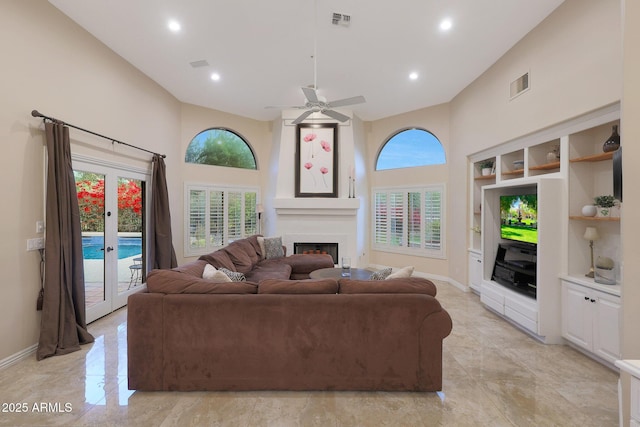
left=594, top=195, right=618, bottom=217
left=479, top=160, right=494, bottom=176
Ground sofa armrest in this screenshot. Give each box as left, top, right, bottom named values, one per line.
left=127, top=293, right=165, bottom=391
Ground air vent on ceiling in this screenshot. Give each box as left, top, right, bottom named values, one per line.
left=332, top=12, right=351, bottom=26
left=510, top=72, right=530, bottom=99
left=190, top=60, right=210, bottom=68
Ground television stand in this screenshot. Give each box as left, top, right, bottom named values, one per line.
left=492, top=243, right=537, bottom=298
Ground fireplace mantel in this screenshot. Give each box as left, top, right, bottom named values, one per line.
left=273, top=198, right=360, bottom=216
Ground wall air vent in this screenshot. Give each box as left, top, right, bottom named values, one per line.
left=510, top=72, right=530, bottom=99
left=190, top=60, right=210, bottom=68
left=332, top=12, right=351, bottom=26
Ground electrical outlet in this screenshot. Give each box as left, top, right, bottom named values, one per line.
left=27, top=238, right=45, bottom=251
left=36, top=221, right=45, bottom=234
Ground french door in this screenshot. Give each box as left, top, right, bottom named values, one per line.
left=73, top=158, right=149, bottom=323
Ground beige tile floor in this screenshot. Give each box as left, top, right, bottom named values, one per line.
left=0, top=281, right=619, bottom=426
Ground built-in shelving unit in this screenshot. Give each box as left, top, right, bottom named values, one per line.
left=467, top=103, right=622, bottom=358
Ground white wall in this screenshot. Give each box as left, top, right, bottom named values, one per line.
left=449, top=0, right=622, bottom=284
left=0, top=0, right=182, bottom=362
left=179, top=103, right=272, bottom=264
left=620, top=0, right=640, bottom=424
left=365, top=103, right=451, bottom=277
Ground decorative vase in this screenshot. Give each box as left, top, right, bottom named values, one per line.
left=602, top=125, right=620, bottom=153
left=597, top=207, right=611, bottom=217
left=547, top=152, right=557, bottom=162
left=481, top=168, right=492, bottom=176
left=581, top=205, right=597, bottom=217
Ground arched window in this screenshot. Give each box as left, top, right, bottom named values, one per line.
left=185, top=128, right=257, bottom=170
left=375, top=128, right=445, bottom=171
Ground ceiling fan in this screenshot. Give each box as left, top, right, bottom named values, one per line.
left=266, top=1, right=366, bottom=125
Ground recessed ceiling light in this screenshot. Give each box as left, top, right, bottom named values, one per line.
left=440, top=18, right=452, bottom=31
left=409, top=72, right=419, bottom=80
left=210, top=72, right=221, bottom=81
left=168, top=20, right=181, bottom=32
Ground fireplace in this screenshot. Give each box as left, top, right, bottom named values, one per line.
left=293, top=242, right=338, bottom=265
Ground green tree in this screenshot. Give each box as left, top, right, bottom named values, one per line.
left=185, top=129, right=256, bottom=169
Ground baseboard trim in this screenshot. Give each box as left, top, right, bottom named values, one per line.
left=0, top=343, right=37, bottom=370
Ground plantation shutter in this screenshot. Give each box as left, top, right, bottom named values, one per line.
left=209, top=190, right=224, bottom=247
left=424, top=189, right=442, bottom=249
left=389, top=192, right=404, bottom=247
left=374, top=192, right=388, bottom=245
left=227, top=192, right=242, bottom=243
left=188, top=189, right=206, bottom=250
left=244, top=192, right=257, bottom=236
left=408, top=192, right=421, bottom=248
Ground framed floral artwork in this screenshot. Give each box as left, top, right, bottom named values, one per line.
left=295, top=123, right=338, bottom=197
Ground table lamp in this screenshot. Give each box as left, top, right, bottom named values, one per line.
left=583, top=226, right=600, bottom=278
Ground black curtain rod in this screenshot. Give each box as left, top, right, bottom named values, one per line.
left=31, top=110, right=166, bottom=158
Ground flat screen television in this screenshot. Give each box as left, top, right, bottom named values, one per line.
left=500, top=194, right=538, bottom=245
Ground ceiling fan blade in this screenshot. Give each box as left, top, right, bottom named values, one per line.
left=292, top=110, right=314, bottom=125
left=301, top=86, right=319, bottom=103
left=321, top=109, right=350, bottom=122
left=328, top=95, right=366, bottom=108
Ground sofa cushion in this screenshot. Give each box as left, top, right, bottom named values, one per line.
left=246, top=235, right=263, bottom=260
left=263, top=236, right=285, bottom=259
left=386, top=266, right=414, bottom=279
left=257, top=236, right=266, bottom=259
left=245, top=261, right=292, bottom=282
left=202, top=264, right=232, bottom=282
left=369, top=267, right=392, bottom=280
left=147, top=269, right=257, bottom=294
left=198, top=250, right=236, bottom=272
left=258, top=278, right=339, bottom=294
left=172, top=259, right=208, bottom=277
left=219, top=268, right=247, bottom=282
left=279, top=254, right=334, bottom=275
left=222, top=241, right=255, bottom=274
left=338, top=277, right=437, bottom=296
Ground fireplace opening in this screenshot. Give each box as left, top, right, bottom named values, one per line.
left=293, top=242, right=338, bottom=265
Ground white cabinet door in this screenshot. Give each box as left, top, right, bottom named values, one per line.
left=561, top=281, right=592, bottom=350
left=592, top=291, right=621, bottom=363
left=468, top=251, right=482, bottom=291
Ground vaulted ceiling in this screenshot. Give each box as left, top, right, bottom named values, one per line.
left=49, top=0, right=565, bottom=122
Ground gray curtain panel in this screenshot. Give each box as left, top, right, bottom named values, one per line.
left=37, top=122, right=94, bottom=361
left=150, top=154, right=177, bottom=269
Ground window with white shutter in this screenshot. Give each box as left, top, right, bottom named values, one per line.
left=372, top=185, right=445, bottom=258
left=185, top=184, right=260, bottom=256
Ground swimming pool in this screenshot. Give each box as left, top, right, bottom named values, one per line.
left=82, top=236, right=142, bottom=260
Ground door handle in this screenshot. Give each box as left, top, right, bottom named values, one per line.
left=106, top=246, right=114, bottom=252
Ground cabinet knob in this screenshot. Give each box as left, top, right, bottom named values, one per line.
left=477, top=259, right=482, bottom=263
left=584, top=296, right=589, bottom=301
left=590, top=298, right=596, bottom=303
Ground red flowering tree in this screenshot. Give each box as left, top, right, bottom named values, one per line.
left=75, top=175, right=142, bottom=232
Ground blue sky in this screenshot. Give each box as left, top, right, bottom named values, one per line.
left=376, top=129, right=446, bottom=170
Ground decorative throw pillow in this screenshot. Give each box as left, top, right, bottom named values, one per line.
left=202, top=264, right=232, bottom=283
left=369, top=267, right=392, bottom=281
left=257, top=236, right=266, bottom=259
left=219, top=267, right=247, bottom=282
left=264, top=236, right=285, bottom=259
left=386, top=266, right=414, bottom=279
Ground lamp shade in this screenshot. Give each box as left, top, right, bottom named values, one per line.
left=583, top=226, right=600, bottom=241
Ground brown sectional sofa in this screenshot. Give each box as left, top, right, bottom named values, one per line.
left=127, top=236, right=453, bottom=392
left=196, top=235, right=334, bottom=281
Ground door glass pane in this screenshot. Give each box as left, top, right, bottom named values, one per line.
left=117, top=177, right=145, bottom=293
left=75, top=171, right=105, bottom=309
